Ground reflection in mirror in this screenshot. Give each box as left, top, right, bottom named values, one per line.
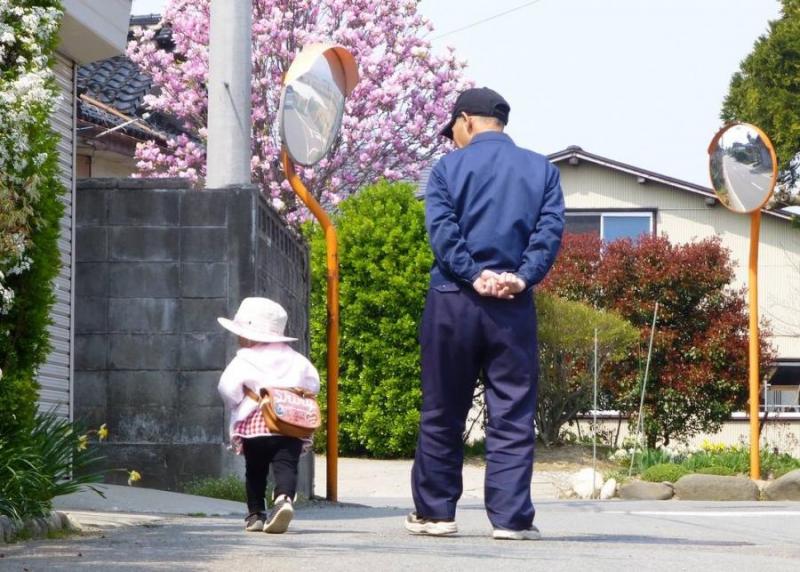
left=709, top=124, right=776, bottom=213
left=280, top=52, right=347, bottom=166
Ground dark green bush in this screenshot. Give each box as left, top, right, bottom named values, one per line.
left=640, top=463, right=689, bottom=483
left=0, top=413, right=104, bottom=521
left=306, top=181, right=432, bottom=457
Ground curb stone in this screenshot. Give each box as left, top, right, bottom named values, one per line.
left=0, top=511, right=81, bottom=544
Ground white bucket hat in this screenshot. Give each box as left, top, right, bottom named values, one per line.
left=217, top=297, right=297, bottom=343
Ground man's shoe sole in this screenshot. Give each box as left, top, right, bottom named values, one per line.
left=263, top=504, right=294, bottom=534
left=404, top=520, right=458, bottom=536
left=492, top=528, right=541, bottom=540
left=244, top=520, right=264, bottom=532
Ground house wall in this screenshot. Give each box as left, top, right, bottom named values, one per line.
left=557, top=161, right=800, bottom=360
left=37, top=53, right=78, bottom=420
left=59, top=0, right=132, bottom=64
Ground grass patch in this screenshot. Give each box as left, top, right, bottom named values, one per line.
left=621, top=445, right=800, bottom=480
left=641, top=463, right=689, bottom=483
left=183, top=475, right=248, bottom=503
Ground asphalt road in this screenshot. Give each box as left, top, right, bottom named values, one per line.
left=3, top=499, right=799, bottom=571
left=722, top=154, right=773, bottom=211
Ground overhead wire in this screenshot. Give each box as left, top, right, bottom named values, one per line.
left=430, top=0, right=545, bottom=41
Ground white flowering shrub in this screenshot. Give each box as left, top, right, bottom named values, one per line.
left=0, top=0, right=60, bottom=314
left=0, top=0, right=65, bottom=436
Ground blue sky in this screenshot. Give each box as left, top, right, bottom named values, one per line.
left=131, top=0, right=783, bottom=187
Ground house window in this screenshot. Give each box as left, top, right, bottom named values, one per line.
left=565, top=211, right=654, bottom=242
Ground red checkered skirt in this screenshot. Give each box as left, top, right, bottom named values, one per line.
left=231, top=407, right=313, bottom=455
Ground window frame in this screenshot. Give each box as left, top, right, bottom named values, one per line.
left=565, top=208, right=657, bottom=241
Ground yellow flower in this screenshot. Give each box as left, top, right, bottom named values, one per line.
left=97, top=423, right=108, bottom=441
left=127, top=470, right=142, bottom=486
left=77, top=434, right=88, bottom=451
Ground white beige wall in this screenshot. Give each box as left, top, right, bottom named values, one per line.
left=60, top=0, right=131, bottom=64
left=574, top=415, right=800, bottom=459
left=557, top=161, right=800, bottom=359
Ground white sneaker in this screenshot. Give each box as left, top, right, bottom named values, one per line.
left=404, top=512, right=458, bottom=536
left=263, top=495, right=294, bottom=534
left=492, top=524, right=541, bottom=540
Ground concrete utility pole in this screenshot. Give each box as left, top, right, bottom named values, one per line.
left=206, top=0, right=252, bottom=187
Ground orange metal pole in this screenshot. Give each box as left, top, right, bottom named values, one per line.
left=748, top=210, right=761, bottom=480
left=282, top=149, right=339, bottom=502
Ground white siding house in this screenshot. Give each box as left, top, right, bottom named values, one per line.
left=39, top=0, right=131, bottom=419
left=550, top=146, right=800, bottom=446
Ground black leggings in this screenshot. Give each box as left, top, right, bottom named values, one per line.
left=242, top=436, right=303, bottom=514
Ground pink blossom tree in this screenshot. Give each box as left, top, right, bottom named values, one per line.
left=128, top=0, right=469, bottom=222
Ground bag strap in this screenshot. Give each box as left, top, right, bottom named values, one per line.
left=243, top=386, right=315, bottom=401
left=244, top=387, right=261, bottom=402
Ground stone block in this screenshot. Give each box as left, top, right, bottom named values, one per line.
left=109, top=262, right=179, bottom=298
left=618, top=480, right=674, bottom=500
left=91, top=443, right=170, bottom=488
left=75, top=262, right=108, bottom=297
left=72, top=406, right=107, bottom=432
left=297, top=453, right=314, bottom=499
left=108, top=298, right=179, bottom=333
left=76, top=188, right=107, bottom=225
left=75, top=296, right=107, bottom=333
left=73, top=371, right=107, bottom=408
left=165, top=444, right=228, bottom=489
left=76, top=227, right=107, bottom=262
left=108, top=370, right=178, bottom=409
left=180, top=192, right=227, bottom=226
left=109, top=227, right=180, bottom=261
left=181, top=262, right=227, bottom=298
left=181, top=298, right=227, bottom=332
left=674, top=474, right=759, bottom=501
left=108, top=334, right=179, bottom=370
left=764, top=469, right=800, bottom=501
left=110, top=406, right=176, bottom=443
left=178, top=371, right=224, bottom=407
left=181, top=227, right=227, bottom=262
left=74, top=334, right=107, bottom=370
left=174, top=406, right=225, bottom=443
left=180, top=333, right=226, bottom=370
left=109, top=189, right=180, bottom=226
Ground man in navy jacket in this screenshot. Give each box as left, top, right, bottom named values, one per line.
left=406, top=87, right=565, bottom=540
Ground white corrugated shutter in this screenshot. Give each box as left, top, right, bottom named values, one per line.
left=37, top=52, right=76, bottom=420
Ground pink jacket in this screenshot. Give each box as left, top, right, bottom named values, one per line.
left=217, top=343, right=320, bottom=440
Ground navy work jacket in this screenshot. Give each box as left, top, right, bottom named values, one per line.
left=425, top=131, right=565, bottom=291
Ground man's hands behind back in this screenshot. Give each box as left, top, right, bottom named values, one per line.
left=472, top=270, right=526, bottom=300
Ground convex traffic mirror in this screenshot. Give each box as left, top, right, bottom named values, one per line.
left=708, top=123, right=778, bottom=213
left=278, top=44, right=359, bottom=166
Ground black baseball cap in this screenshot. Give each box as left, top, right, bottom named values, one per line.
left=439, top=87, right=511, bottom=140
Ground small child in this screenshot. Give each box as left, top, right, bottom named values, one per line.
left=217, top=297, right=320, bottom=533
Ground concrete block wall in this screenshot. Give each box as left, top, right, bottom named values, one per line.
left=74, top=178, right=312, bottom=494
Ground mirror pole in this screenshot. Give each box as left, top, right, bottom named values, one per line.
left=282, top=149, right=339, bottom=502
left=748, top=210, right=761, bottom=480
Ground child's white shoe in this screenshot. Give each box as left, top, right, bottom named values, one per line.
left=263, top=494, right=294, bottom=534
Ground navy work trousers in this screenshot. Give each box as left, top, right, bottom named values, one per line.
left=411, top=287, right=539, bottom=531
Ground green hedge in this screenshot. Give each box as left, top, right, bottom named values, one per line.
left=0, top=0, right=65, bottom=437
left=306, top=181, right=432, bottom=457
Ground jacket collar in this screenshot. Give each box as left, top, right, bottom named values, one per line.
left=468, top=131, right=514, bottom=146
